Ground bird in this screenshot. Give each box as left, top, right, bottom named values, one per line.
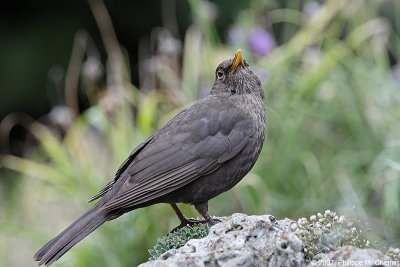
left=34, top=49, right=266, bottom=266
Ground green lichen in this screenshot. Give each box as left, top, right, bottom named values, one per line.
left=148, top=222, right=210, bottom=260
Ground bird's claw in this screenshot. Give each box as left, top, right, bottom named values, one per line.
left=170, top=217, right=209, bottom=233
left=209, top=217, right=221, bottom=225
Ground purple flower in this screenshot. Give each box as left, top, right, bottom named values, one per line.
left=248, top=28, right=275, bottom=56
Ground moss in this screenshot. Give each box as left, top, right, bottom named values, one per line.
left=148, top=222, right=210, bottom=260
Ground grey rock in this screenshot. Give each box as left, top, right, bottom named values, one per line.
left=314, top=246, right=394, bottom=267
left=140, top=213, right=397, bottom=267
left=140, top=213, right=306, bottom=267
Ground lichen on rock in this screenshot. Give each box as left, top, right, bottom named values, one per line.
left=142, top=213, right=305, bottom=267
left=140, top=213, right=399, bottom=267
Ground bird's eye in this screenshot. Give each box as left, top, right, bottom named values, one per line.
left=216, top=70, right=224, bottom=80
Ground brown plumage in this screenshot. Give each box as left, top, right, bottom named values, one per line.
left=34, top=49, right=266, bottom=266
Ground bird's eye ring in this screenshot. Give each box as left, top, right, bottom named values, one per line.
left=217, top=70, right=224, bottom=80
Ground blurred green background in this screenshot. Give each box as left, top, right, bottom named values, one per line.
left=1, top=0, right=400, bottom=266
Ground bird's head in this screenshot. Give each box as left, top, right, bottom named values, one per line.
left=210, top=49, right=264, bottom=99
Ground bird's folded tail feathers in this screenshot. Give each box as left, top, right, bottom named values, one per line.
left=34, top=205, right=109, bottom=266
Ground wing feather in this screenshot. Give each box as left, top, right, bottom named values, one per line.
left=100, top=96, right=255, bottom=211
left=129, top=145, right=191, bottom=180
left=88, top=137, right=154, bottom=202
left=103, top=161, right=204, bottom=210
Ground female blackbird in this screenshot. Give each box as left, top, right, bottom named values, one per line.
left=34, top=49, right=266, bottom=266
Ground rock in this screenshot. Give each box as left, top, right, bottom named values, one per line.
left=315, top=246, right=394, bottom=267
left=139, top=213, right=306, bottom=267
left=140, top=213, right=397, bottom=267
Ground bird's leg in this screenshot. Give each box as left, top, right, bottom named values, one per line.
left=194, top=202, right=220, bottom=225
left=170, top=204, right=207, bottom=233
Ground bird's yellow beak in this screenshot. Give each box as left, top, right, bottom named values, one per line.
left=231, top=49, right=244, bottom=72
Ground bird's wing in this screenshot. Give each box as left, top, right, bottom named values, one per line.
left=88, top=109, right=189, bottom=202
left=88, top=137, right=154, bottom=202
left=102, top=97, right=254, bottom=211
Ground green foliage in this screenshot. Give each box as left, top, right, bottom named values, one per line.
left=148, top=223, right=210, bottom=260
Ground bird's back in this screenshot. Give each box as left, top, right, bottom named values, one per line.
left=158, top=93, right=266, bottom=205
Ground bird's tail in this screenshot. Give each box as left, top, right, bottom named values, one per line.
left=34, top=204, right=109, bottom=266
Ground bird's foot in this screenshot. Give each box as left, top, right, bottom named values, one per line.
left=208, top=217, right=221, bottom=225
left=170, top=217, right=207, bottom=233
left=170, top=217, right=208, bottom=233
left=170, top=216, right=222, bottom=233
left=169, top=203, right=222, bottom=233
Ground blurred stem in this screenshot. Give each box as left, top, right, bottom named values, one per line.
left=181, top=26, right=202, bottom=102
left=0, top=154, right=70, bottom=188
left=296, top=41, right=351, bottom=96
left=394, top=1, right=400, bottom=59
left=187, top=0, right=220, bottom=46
left=162, top=0, right=180, bottom=37
left=65, top=31, right=88, bottom=117
left=268, top=8, right=305, bottom=26
left=281, top=1, right=302, bottom=44
left=263, top=0, right=345, bottom=68
left=0, top=112, right=34, bottom=154
left=88, top=0, right=127, bottom=96
left=296, top=17, right=390, bottom=96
